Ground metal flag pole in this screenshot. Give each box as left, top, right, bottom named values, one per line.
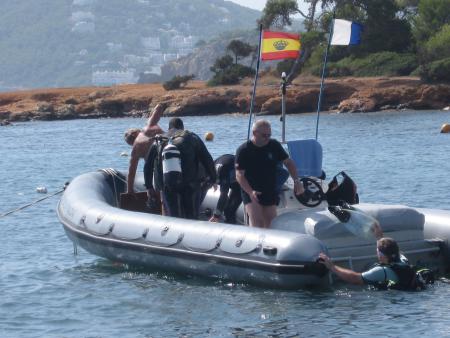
left=280, top=72, right=287, bottom=143
left=247, top=24, right=263, bottom=140
left=315, top=13, right=335, bottom=140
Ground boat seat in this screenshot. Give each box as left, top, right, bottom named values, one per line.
left=271, top=204, right=425, bottom=239
left=287, top=139, right=323, bottom=178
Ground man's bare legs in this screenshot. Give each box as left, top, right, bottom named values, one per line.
left=245, top=202, right=277, bottom=228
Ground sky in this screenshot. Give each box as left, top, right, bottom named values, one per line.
left=227, top=0, right=309, bottom=12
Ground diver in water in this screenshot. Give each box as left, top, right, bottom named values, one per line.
left=318, top=237, right=432, bottom=290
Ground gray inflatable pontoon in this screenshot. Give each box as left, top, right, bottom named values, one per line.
left=57, top=169, right=450, bottom=289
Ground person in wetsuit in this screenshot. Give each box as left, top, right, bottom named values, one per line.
left=318, top=237, right=426, bottom=290
left=209, top=154, right=242, bottom=224
left=144, top=118, right=216, bottom=219
left=235, top=120, right=304, bottom=228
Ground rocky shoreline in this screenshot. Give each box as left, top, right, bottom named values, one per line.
left=0, top=77, right=449, bottom=124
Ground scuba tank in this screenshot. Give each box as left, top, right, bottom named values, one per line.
left=162, top=141, right=183, bottom=191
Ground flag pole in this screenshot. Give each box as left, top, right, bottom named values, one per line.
left=247, top=24, right=263, bottom=140
left=280, top=72, right=287, bottom=143
left=315, top=13, right=335, bottom=140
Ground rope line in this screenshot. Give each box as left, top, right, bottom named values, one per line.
left=0, top=169, right=126, bottom=218
left=0, top=188, right=65, bottom=218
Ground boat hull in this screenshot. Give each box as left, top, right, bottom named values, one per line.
left=57, top=169, right=450, bottom=288
left=57, top=170, right=329, bottom=289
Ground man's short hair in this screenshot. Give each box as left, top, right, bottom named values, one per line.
left=124, top=128, right=141, bottom=145
left=377, top=237, right=400, bottom=263
left=252, top=119, right=271, bottom=132
left=169, top=117, right=184, bottom=130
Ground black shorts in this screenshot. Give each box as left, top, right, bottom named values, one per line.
left=241, top=190, right=279, bottom=206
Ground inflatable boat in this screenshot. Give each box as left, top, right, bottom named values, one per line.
left=57, top=168, right=450, bottom=289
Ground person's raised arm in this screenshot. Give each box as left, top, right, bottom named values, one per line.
left=147, top=103, right=166, bottom=127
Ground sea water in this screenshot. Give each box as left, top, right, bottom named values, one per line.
left=1, top=110, right=450, bottom=337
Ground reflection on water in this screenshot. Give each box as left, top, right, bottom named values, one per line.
left=1, top=110, right=450, bottom=337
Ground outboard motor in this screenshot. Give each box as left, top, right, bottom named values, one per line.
left=326, top=171, right=359, bottom=206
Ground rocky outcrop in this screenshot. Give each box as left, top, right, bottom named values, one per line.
left=338, top=83, right=450, bottom=113
left=0, top=77, right=449, bottom=123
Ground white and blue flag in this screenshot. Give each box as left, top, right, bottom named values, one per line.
left=330, top=19, right=362, bottom=46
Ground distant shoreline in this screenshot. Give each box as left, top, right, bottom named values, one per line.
left=1, top=77, right=449, bottom=124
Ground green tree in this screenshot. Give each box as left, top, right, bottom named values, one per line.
left=163, top=75, right=195, bottom=90
left=424, top=24, right=450, bottom=61
left=413, top=0, right=450, bottom=43
left=226, top=40, right=254, bottom=64
left=259, top=0, right=321, bottom=32
left=208, top=54, right=255, bottom=86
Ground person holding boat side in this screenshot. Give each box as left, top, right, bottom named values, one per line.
left=235, top=120, right=304, bottom=228
left=124, top=103, right=166, bottom=194
left=318, top=237, right=432, bottom=290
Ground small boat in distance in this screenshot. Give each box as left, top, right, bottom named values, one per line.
left=57, top=167, right=450, bottom=289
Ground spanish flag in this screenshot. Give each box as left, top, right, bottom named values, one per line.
left=261, top=31, right=301, bottom=61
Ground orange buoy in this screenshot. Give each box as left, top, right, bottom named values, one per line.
left=205, top=132, right=214, bottom=141
left=441, top=123, right=450, bottom=133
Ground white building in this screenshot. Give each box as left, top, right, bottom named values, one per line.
left=164, top=53, right=178, bottom=63
left=123, top=54, right=151, bottom=66
left=141, top=37, right=161, bottom=52
left=92, top=69, right=138, bottom=86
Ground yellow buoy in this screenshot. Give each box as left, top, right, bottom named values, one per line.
left=205, top=132, right=214, bottom=141
left=441, top=123, right=450, bottom=133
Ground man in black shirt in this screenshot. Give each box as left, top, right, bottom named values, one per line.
left=235, top=120, right=304, bottom=228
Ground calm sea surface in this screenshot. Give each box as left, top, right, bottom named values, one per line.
left=1, top=110, right=450, bottom=337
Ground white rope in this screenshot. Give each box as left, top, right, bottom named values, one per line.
left=0, top=188, right=65, bottom=218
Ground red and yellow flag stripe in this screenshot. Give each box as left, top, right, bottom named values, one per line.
left=261, top=31, right=301, bottom=61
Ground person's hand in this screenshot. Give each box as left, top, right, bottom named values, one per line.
left=293, top=179, right=304, bottom=196
left=250, top=190, right=261, bottom=203
left=213, top=184, right=218, bottom=191
left=209, top=215, right=220, bottom=222
left=318, top=253, right=333, bottom=270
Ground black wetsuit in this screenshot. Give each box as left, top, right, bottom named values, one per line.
left=235, top=139, right=288, bottom=206
left=213, top=154, right=242, bottom=224
left=144, top=129, right=216, bottom=219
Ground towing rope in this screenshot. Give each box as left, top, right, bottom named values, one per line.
left=0, top=187, right=66, bottom=218
left=0, top=169, right=127, bottom=219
